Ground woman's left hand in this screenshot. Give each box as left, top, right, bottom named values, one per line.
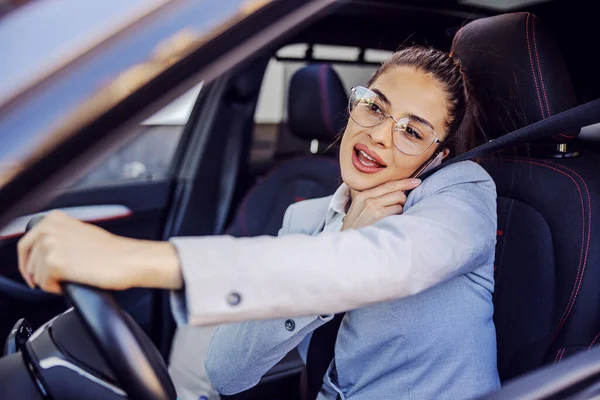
left=17, top=210, right=182, bottom=294
left=342, top=178, right=420, bottom=231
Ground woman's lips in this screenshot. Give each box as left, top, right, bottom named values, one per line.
left=352, top=145, right=386, bottom=174
left=355, top=144, right=387, bottom=166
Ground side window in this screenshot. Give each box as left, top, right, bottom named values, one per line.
left=249, top=44, right=391, bottom=172
left=71, top=83, right=203, bottom=189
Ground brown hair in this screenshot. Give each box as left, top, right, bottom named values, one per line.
left=367, top=46, right=479, bottom=157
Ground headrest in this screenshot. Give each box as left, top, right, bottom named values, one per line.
left=451, top=13, right=579, bottom=144
left=288, top=64, right=348, bottom=142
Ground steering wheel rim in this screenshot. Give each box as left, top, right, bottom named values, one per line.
left=25, top=215, right=175, bottom=399
left=62, top=283, right=176, bottom=400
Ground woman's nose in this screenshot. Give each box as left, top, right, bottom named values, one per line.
left=367, top=117, right=394, bottom=148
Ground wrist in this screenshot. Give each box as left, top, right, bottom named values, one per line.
left=121, top=238, right=183, bottom=290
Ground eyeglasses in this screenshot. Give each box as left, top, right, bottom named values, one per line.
left=348, top=86, right=444, bottom=156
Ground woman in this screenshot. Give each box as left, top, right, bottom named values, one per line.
left=17, top=46, right=499, bottom=399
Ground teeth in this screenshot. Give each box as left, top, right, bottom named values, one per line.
left=359, top=150, right=377, bottom=162
left=358, top=157, right=371, bottom=167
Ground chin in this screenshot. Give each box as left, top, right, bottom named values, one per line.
left=341, top=165, right=382, bottom=192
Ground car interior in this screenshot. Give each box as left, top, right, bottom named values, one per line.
left=3, top=0, right=600, bottom=399
left=223, top=6, right=600, bottom=397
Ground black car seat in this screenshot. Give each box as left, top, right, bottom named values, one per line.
left=452, top=13, right=600, bottom=381
left=226, top=64, right=347, bottom=237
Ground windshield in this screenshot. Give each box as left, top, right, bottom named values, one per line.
left=0, top=0, right=168, bottom=185
left=0, top=0, right=167, bottom=105
left=0, top=0, right=259, bottom=189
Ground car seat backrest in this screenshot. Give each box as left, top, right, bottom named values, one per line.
left=226, top=64, right=347, bottom=237
left=451, top=13, right=578, bottom=144
left=288, top=64, right=348, bottom=142
left=274, top=64, right=349, bottom=160
left=453, top=12, right=600, bottom=381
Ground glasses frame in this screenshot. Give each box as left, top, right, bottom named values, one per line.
left=348, top=86, right=444, bottom=156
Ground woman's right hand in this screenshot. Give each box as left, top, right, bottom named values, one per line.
left=17, top=210, right=182, bottom=294
left=341, top=178, right=421, bottom=231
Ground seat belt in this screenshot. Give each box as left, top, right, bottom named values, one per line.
left=304, top=97, right=600, bottom=400
left=423, top=97, right=600, bottom=178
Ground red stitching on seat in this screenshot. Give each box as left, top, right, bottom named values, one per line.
left=589, top=331, right=600, bottom=349
left=552, top=347, right=564, bottom=364
left=558, top=348, right=566, bottom=362
left=559, top=347, right=566, bottom=362
left=532, top=17, right=551, bottom=118
left=531, top=16, right=561, bottom=141
left=319, top=65, right=335, bottom=135
left=546, top=161, right=592, bottom=344
left=505, top=159, right=587, bottom=346
left=525, top=14, right=546, bottom=120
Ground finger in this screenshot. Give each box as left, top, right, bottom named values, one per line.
left=362, top=204, right=404, bottom=227
left=18, top=228, right=46, bottom=288
left=17, top=228, right=43, bottom=285
left=21, top=268, right=35, bottom=289
left=46, top=209, right=69, bottom=222
left=385, top=204, right=404, bottom=216
left=373, top=190, right=407, bottom=207
left=30, top=243, right=63, bottom=295
left=48, top=210, right=83, bottom=228
left=371, top=205, right=403, bottom=221
left=18, top=242, right=35, bottom=288
left=27, top=241, right=45, bottom=288
left=42, top=279, right=62, bottom=295
left=358, top=178, right=421, bottom=201
left=37, top=266, right=62, bottom=295
left=22, top=270, right=35, bottom=289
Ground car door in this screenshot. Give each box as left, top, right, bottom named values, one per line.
left=0, top=83, right=202, bottom=349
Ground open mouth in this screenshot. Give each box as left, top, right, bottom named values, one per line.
left=352, top=144, right=386, bottom=173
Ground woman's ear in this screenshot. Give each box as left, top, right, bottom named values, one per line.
left=441, top=148, right=450, bottom=160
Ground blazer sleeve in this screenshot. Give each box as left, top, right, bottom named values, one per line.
left=169, top=161, right=497, bottom=325
left=201, top=205, right=332, bottom=395
left=170, top=201, right=304, bottom=325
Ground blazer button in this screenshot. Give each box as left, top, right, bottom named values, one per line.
left=226, top=292, right=241, bottom=306
left=285, top=319, right=296, bottom=331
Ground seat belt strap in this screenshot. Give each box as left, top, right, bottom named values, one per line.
left=422, top=97, right=600, bottom=178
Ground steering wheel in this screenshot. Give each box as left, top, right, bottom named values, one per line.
left=26, top=215, right=176, bottom=400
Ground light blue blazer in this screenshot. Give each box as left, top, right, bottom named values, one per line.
left=197, top=161, right=501, bottom=399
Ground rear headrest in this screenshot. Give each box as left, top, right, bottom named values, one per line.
left=451, top=13, right=579, bottom=144
left=288, top=64, right=348, bottom=142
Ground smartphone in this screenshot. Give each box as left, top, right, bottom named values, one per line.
left=410, top=151, right=444, bottom=179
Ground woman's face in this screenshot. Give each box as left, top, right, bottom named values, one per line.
left=340, top=66, right=451, bottom=192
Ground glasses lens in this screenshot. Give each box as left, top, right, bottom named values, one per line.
left=392, top=118, right=437, bottom=155
left=349, top=87, right=386, bottom=128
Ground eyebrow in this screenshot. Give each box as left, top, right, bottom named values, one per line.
left=406, top=113, right=435, bottom=132
left=371, top=88, right=436, bottom=132
left=371, top=88, right=391, bottom=106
